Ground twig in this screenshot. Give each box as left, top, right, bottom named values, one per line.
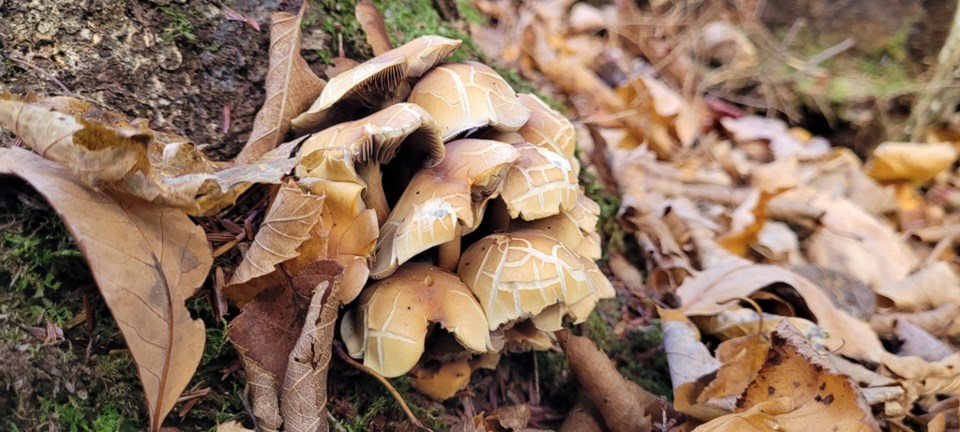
left=4, top=54, right=76, bottom=97
left=803, top=37, right=856, bottom=69
left=333, top=342, right=425, bottom=429
left=327, top=411, right=349, bottom=432
left=240, top=384, right=260, bottom=432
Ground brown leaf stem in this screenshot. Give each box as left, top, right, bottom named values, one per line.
left=333, top=342, right=425, bottom=430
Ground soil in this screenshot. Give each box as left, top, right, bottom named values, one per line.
left=0, top=0, right=280, bottom=159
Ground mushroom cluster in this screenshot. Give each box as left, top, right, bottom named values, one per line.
left=294, top=36, right=613, bottom=397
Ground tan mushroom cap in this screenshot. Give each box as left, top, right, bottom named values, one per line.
left=510, top=212, right=584, bottom=252
left=457, top=230, right=596, bottom=330
left=296, top=103, right=444, bottom=181
left=408, top=61, right=532, bottom=141
left=500, top=142, right=578, bottom=220
left=530, top=256, right=615, bottom=331
left=297, top=103, right=445, bottom=224
left=291, top=35, right=462, bottom=132
left=516, top=93, right=576, bottom=160
left=340, top=263, right=493, bottom=378
left=570, top=192, right=601, bottom=233
left=372, top=139, right=521, bottom=279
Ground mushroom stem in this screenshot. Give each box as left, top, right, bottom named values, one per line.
left=360, top=161, right=391, bottom=225
left=437, top=235, right=461, bottom=271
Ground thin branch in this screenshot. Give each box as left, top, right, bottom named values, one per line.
left=3, top=53, right=76, bottom=97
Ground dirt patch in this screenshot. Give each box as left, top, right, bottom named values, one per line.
left=0, top=0, right=281, bottom=159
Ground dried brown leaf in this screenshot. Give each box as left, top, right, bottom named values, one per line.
left=660, top=307, right=726, bottom=420
left=226, top=182, right=324, bottom=304
left=235, top=3, right=326, bottom=164
left=737, top=321, right=879, bottom=431
left=227, top=261, right=343, bottom=432
left=676, top=260, right=886, bottom=362
left=280, top=261, right=343, bottom=432
left=0, top=147, right=211, bottom=431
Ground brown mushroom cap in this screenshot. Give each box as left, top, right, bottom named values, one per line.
left=340, top=263, right=493, bottom=378
left=530, top=256, right=615, bottom=331
left=500, top=142, right=579, bottom=220
left=291, top=35, right=462, bottom=133
left=296, top=103, right=444, bottom=180
left=516, top=93, right=576, bottom=161
left=371, top=138, right=521, bottom=279
left=570, top=191, right=601, bottom=233
left=408, top=61, right=531, bottom=141
left=457, top=230, right=596, bottom=330
left=297, top=103, right=445, bottom=224
left=510, top=212, right=584, bottom=252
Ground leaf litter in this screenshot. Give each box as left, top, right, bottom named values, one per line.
left=5, top=0, right=960, bottom=431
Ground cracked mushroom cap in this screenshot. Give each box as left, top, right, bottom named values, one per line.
left=371, top=138, right=521, bottom=279
left=408, top=61, right=531, bottom=140
left=529, top=256, right=615, bottom=331
left=457, top=230, right=597, bottom=330
left=516, top=93, right=577, bottom=161
left=500, top=142, right=579, bottom=220
left=291, top=35, right=462, bottom=132
left=296, top=103, right=445, bottom=181
left=339, top=263, right=493, bottom=378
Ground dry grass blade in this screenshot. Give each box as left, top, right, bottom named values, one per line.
left=235, top=2, right=326, bottom=164
left=0, top=147, right=212, bottom=431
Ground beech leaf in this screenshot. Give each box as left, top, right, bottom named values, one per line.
left=226, top=181, right=324, bottom=303
left=234, top=2, right=326, bottom=164
left=0, top=147, right=211, bottom=431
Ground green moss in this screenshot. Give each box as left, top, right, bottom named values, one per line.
left=580, top=311, right=672, bottom=398
left=579, top=170, right=625, bottom=260
left=159, top=6, right=197, bottom=44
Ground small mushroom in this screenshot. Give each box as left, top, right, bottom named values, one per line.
left=297, top=103, right=445, bottom=224
left=292, top=35, right=462, bottom=133
left=372, top=138, right=521, bottom=279
left=499, top=142, right=579, bottom=220
left=457, top=230, right=597, bottom=330
left=408, top=61, right=532, bottom=140
left=340, top=263, right=493, bottom=377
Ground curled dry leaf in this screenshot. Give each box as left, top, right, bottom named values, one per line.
left=0, top=95, right=300, bottom=214
left=864, top=142, right=959, bottom=183
left=557, top=330, right=663, bottom=432
left=0, top=147, right=211, bottom=431
left=873, top=261, right=960, bottom=311
left=696, top=321, right=880, bottom=432
left=676, top=259, right=886, bottom=363
left=234, top=3, right=326, bottom=164
left=895, top=319, right=955, bottom=361
left=227, top=260, right=343, bottom=432
left=225, top=181, right=324, bottom=304
left=559, top=393, right=606, bottom=432
left=659, top=307, right=725, bottom=420
left=871, top=303, right=960, bottom=338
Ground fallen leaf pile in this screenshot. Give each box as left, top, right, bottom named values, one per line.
left=7, top=0, right=960, bottom=430
left=466, top=0, right=960, bottom=430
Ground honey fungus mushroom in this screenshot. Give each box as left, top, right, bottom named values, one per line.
left=296, top=103, right=445, bottom=224
left=457, top=229, right=604, bottom=331
left=371, top=138, right=521, bottom=279
left=339, top=263, right=493, bottom=377
left=408, top=61, right=532, bottom=140
left=291, top=35, right=462, bottom=133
